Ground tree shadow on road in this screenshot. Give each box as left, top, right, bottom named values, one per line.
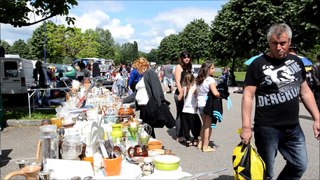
left=214, top=175, right=234, bottom=180
left=0, top=149, right=13, bottom=167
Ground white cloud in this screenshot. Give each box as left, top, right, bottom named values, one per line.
left=164, top=29, right=176, bottom=36
left=136, top=7, right=217, bottom=52
left=72, top=10, right=110, bottom=30
left=1, top=2, right=220, bottom=53
left=139, top=35, right=163, bottom=52
left=154, top=7, right=217, bottom=28
left=103, top=19, right=134, bottom=40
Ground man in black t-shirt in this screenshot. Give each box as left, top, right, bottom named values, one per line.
left=240, top=23, right=320, bottom=179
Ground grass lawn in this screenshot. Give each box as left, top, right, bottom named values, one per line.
left=3, top=108, right=56, bottom=121
left=214, top=71, right=246, bottom=82
left=234, top=72, right=246, bottom=81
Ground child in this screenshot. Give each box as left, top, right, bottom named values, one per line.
left=179, top=73, right=201, bottom=147
left=115, top=70, right=126, bottom=99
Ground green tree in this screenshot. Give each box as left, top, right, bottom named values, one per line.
left=0, top=41, right=12, bottom=54
left=179, top=19, right=211, bottom=63
left=210, top=0, right=320, bottom=85
left=29, top=22, right=49, bottom=61
left=46, top=24, right=67, bottom=63
left=120, top=42, right=138, bottom=65
left=95, top=28, right=115, bottom=59
left=113, top=43, right=122, bottom=65
left=211, top=0, right=320, bottom=61
left=75, top=29, right=99, bottom=59
left=133, top=41, right=139, bottom=61
left=158, top=34, right=181, bottom=64
left=10, top=39, right=30, bottom=58
left=146, top=49, right=158, bottom=63
left=0, top=0, right=78, bottom=27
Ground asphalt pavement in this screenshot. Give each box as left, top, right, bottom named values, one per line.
left=1, top=90, right=319, bottom=179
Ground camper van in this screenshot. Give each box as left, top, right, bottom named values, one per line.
left=0, top=56, right=35, bottom=95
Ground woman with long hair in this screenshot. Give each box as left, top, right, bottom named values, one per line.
left=180, top=73, right=201, bottom=146
left=196, top=61, right=220, bottom=152
left=174, top=51, right=192, bottom=142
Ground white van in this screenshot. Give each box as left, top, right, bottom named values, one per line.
left=0, top=56, right=35, bottom=95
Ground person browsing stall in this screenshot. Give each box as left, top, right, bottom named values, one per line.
left=123, top=57, right=166, bottom=138
left=240, top=23, right=320, bottom=179
left=128, top=60, right=143, bottom=92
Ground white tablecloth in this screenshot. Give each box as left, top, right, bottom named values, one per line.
left=45, top=158, right=192, bottom=179
left=45, top=159, right=94, bottom=179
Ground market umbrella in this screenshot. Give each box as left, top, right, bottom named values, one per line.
left=244, top=54, right=263, bottom=65
left=298, top=56, right=313, bottom=66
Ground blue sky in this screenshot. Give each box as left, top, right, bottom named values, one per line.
left=1, top=1, right=228, bottom=53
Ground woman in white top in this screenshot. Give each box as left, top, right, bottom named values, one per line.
left=196, top=61, right=220, bottom=152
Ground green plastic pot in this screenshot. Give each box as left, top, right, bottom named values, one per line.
left=154, top=155, right=180, bottom=171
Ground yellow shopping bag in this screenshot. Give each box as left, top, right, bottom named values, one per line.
left=233, top=142, right=266, bottom=180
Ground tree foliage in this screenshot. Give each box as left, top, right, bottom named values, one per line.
left=179, top=19, right=211, bottom=63
left=2, top=0, right=319, bottom=69
left=145, top=49, right=158, bottom=64
left=210, top=0, right=320, bottom=63
left=10, top=39, right=30, bottom=59
left=29, top=22, right=48, bottom=61
left=0, top=0, right=78, bottom=27
left=0, top=41, right=12, bottom=54
left=158, top=34, right=181, bottom=63
left=95, top=28, right=115, bottom=60
left=120, top=41, right=139, bottom=65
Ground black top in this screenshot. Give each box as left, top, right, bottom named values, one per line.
left=245, top=53, right=306, bottom=126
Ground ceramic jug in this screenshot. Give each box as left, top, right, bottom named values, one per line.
left=4, top=164, right=41, bottom=180
left=127, top=145, right=148, bottom=157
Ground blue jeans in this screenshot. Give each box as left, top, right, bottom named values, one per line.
left=254, top=124, right=307, bottom=180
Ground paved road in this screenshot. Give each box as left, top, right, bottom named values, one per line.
left=1, top=92, right=319, bottom=179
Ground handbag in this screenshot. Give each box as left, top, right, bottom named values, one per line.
left=233, top=142, right=266, bottom=180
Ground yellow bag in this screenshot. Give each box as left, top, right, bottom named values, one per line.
left=233, top=142, right=266, bottom=180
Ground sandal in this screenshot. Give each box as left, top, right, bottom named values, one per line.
left=197, top=141, right=203, bottom=149
left=192, top=139, right=199, bottom=147
left=202, top=146, right=215, bottom=152
left=176, top=137, right=184, bottom=143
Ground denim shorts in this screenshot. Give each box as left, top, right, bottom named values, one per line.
left=198, top=107, right=204, bottom=115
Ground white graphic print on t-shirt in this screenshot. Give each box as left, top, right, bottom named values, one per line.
left=257, top=59, right=302, bottom=107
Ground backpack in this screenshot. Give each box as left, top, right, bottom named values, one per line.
left=310, top=63, right=320, bottom=90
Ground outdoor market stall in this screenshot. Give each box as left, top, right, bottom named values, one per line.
left=19, top=80, right=192, bottom=179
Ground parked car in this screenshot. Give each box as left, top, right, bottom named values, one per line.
left=49, top=64, right=77, bottom=80
left=72, top=58, right=113, bottom=67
